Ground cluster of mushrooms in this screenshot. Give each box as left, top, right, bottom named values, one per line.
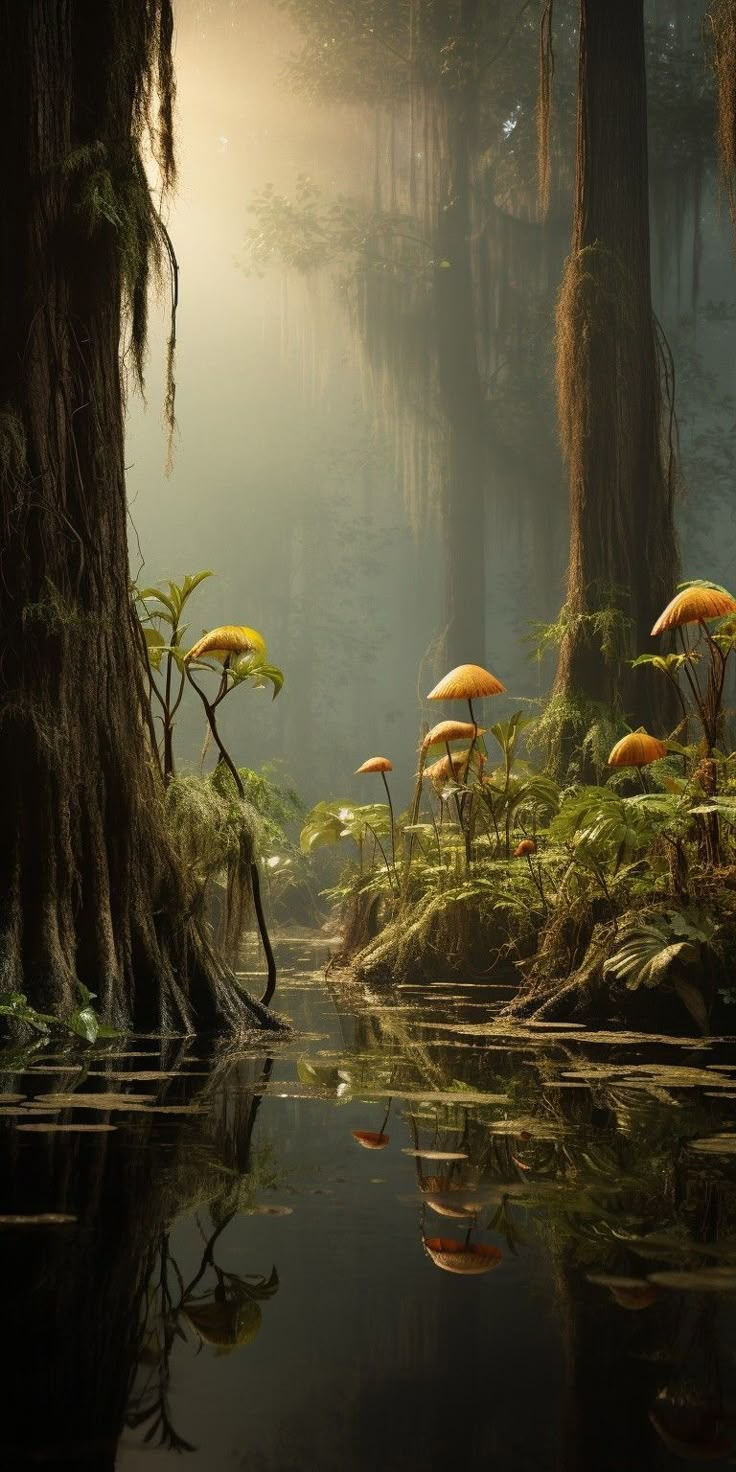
left=353, top=581, right=736, bottom=871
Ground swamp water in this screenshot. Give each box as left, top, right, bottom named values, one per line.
left=2, top=939, right=736, bottom=1469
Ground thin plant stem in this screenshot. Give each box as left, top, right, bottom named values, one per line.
left=381, top=770, right=397, bottom=868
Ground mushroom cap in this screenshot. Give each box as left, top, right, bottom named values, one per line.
left=428, top=664, right=506, bottom=701
left=421, top=719, right=485, bottom=752
left=426, top=1197, right=482, bottom=1220
left=608, top=730, right=668, bottom=768
left=187, top=625, right=266, bottom=662
left=355, top=756, right=393, bottom=775
left=649, top=1405, right=732, bottom=1461
left=351, top=1129, right=390, bottom=1150
left=423, top=1238, right=502, bottom=1275
left=424, top=749, right=484, bottom=782
left=514, top=838, right=537, bottom=857
left=588, top=1274, right=658, bottom=1310
left=651, top=584, right=736, bottom=635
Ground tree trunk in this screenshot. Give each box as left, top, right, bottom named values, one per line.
left=553, top=0, right=678, bottom=732
left=0, top=1, right=272, bottom=1031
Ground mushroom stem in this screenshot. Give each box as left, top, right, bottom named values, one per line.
left=636, top=765, right=649, bottom=794
left=185, top=666, right=278, bottom=1003
left=252, top=860, right=277, bottom=1006
left=525, top=853, right=546, bottom=906
left=444, top=740, right=465, bottom=833
left=365, top=824, right=397, bottom=891
left=381, top=770, right=397, bottom=869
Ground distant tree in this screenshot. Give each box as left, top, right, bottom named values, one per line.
left=0, top=1, right=268, bottom=1030
left=250, top=0, right=569, bottom=672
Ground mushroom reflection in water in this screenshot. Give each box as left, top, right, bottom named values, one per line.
left=649, top=1398, right=733, bottom=1461
left=588, top=1273, right=658, bottom=1311
left=423, top=1236, right=502, bottom=1276
left=425, top=1195, right=482, bottom=1221
left=352, top=1097, right=392, bottom=1150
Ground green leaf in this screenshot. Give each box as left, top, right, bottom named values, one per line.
left=231, top=658, right=284, bottom=698
left=136, top=586, right=177, bottom=623
left=68, top=1007, right=100, bottom=1043
left=180, top=570, right=215, bottom=606
left=143, top=626, right=166, bottom=670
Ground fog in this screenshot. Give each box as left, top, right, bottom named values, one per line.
left=127, top=0, right=736, bottom=811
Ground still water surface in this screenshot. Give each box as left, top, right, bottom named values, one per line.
left=3, top=938, right=736, bottom=1469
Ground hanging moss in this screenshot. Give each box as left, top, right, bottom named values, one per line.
left=165, top=771, right=261, bottom=950
left=60, top=0, right=178, bottom=431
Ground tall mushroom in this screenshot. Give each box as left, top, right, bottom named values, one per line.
left=427, top=665, right=505, bottom=865
left=355, top=757, right=396, bottom=869
left=651, top=583, right=736, bottom=757
left=427, top=663, right=506, bottom=733
left=184, top=623, right=278, bottom=1006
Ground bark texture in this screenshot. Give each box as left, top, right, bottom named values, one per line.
left=0, top=1, right=273, bottom=1031
left=553, top=0, right=678, bottom=727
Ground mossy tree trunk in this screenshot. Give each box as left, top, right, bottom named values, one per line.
left=0, top=1, right=271, bottom=1031
left=553, top=0, right=678, bottom=732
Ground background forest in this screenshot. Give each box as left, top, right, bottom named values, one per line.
left=129, top=0, right=736, bottom=809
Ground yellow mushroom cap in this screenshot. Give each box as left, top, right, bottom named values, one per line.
left=355, top=757, right=393, bottom=775
left=187, top=625, right=266, bottom=662
left=424, top=749, right=484, bottom=782
left=651, top=585, right=736, bottom=636
left=427, top=663, right=506, bottom=701
left=421, top=719, right=485, bottom=752
left=608, top=730, right=668, bottom=768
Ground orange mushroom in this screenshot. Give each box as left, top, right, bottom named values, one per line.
left=355, top=756, right=393, bottom=776
left=423, top=1237, right=502, bottom=1275
left=608, top=730, right=667, bottom=768
left=428, top=664, right=506, bottom=702
left=428, top=662, right=504, bottom=736
left=651, top=584, right=736, bottom=636
left=514, top=838, right=537, bottom=857
left=421, top=719, right=485, bottom=753
left=351, top=1129, right=389, bottom=1150
left=424, top=749, right=483, bottom=784
left=355, top=757, right=396, bottom=869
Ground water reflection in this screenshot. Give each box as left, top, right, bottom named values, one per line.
left=1, top=943, right=736, bottom=1468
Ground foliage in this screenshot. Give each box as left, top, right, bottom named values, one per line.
left=0, top=983, right=113, bottom=1044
